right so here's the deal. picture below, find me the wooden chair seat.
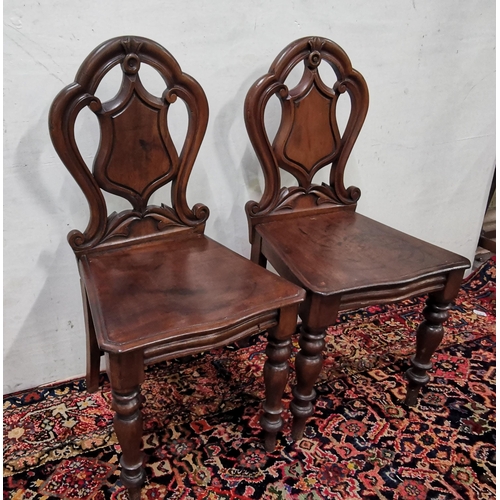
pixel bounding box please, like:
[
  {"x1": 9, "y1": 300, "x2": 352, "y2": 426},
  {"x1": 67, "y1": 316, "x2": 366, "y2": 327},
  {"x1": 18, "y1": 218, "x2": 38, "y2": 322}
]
[
  {"x1": 81, "y1": 233, "x2": 303, "y2": 354},
  {"x1": 256, "y1": 210, "x2": 469, "y2": 302}
]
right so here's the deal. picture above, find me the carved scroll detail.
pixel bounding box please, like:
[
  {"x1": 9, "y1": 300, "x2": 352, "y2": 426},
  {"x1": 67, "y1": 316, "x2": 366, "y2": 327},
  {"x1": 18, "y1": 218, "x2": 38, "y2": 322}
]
[
  {"x1": 100, "y1": 206, "x2": 185, "y2": 244},
  {"x1": 246, "y1": 183, "x2": 343, "y2": 220}
]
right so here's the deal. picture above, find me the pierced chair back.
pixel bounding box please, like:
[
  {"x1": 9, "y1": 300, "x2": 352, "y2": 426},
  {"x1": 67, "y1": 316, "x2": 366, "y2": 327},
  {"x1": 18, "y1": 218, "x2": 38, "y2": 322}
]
[
  {"x1": 244, "y1": 36, "x2": 369, "y2": 240},
  {"x1": 49, "y1": 36, "x2": 209, "y2": 256}
]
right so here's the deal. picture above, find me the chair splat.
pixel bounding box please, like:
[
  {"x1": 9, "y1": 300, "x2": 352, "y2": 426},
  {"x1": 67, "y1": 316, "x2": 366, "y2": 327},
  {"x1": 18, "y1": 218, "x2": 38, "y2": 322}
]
[
  {"x1": 49, "y1": 36, "x2": 209, "y2": 254},
  {"x1": 244, "y1": 36, "x2": 369, "y2": 231}
]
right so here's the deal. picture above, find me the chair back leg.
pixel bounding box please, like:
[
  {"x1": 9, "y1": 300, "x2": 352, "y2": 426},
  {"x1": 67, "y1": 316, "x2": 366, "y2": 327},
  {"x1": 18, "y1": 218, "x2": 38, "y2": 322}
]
[{"x1": 82, "y1": 281, "x2": 101, "y2": 393}]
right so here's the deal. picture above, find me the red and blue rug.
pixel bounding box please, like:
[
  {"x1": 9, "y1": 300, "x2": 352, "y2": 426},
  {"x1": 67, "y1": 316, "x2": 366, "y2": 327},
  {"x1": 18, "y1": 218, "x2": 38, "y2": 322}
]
[{"x1": 4, "y1": 258, "x2": 496, "y2": 499}]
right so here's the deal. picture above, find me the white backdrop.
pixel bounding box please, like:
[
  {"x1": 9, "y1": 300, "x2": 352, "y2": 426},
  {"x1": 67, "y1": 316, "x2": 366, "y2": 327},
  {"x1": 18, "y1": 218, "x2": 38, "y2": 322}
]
[{"x1": 4, "y1": 0, "x2": 495, "y2": 393}]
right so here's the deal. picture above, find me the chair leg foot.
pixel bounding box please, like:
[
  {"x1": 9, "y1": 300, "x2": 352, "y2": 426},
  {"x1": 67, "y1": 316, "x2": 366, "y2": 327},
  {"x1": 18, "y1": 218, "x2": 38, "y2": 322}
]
[
  {"x1": 290, "y1": 326, "x2": 325, "y2": 441},
  {"x1": 405, "y1": 296, "x2": 451, "y2": 406},
  {"x1": 262, "y1": 336, "x2": 292, "y2": 451}
]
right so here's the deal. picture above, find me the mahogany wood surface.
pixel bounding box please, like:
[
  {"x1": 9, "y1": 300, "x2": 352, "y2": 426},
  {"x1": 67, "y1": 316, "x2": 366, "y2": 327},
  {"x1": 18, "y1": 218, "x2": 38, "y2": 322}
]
[
  {"x1": 257, "y1": 210, "x2": 468, "y2": 296},
  {"x1": 244, "y1": 36, "x2": 470, "y2": 441},
  {"x1": 80, "y1": 233, "x2": 303, "y2": 353},
  {"x1": 49, "y1": 36, "x2": 304, "y2": 498}
]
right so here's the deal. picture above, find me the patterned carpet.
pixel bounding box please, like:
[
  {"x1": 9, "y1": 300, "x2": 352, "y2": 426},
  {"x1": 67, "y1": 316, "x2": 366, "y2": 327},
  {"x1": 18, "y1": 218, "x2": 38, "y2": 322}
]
[{"x1": 4, "y1": 259, "x2": 496, "y2": 499}]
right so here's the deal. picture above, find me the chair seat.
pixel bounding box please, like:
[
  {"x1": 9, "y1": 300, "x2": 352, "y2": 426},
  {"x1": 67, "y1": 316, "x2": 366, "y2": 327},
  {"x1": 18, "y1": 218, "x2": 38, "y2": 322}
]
[
  {"x1": 80, "y1": 233, "x2": 304, "y2": 353},
  {"x1": 257, "y1": 210, "x2": 470, "y2": 296}
]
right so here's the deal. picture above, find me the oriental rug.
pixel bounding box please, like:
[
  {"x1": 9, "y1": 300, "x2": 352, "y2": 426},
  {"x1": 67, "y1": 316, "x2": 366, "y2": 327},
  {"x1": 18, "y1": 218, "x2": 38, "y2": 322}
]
[{"x1": 4, "y1": 258, "x2": 496, "y2": 499}]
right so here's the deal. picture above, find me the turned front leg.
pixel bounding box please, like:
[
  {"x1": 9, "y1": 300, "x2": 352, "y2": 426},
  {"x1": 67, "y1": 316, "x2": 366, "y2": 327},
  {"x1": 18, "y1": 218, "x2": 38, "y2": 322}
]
[
  {"x1": 405, "y1": 296, "x2": 451, "y2": 406},
  {"x1": 290, "y1": 326, "x2": 325, "y2": 441},
  {"x1": 262, "y1": 336, "x2": 292, "y2": 451},
  {"x1": 262, "y1": 304, "x2": 299, "y2": 452},
  {"x1": 107, "y1": 352, "x2": 145, "y2": 500}
]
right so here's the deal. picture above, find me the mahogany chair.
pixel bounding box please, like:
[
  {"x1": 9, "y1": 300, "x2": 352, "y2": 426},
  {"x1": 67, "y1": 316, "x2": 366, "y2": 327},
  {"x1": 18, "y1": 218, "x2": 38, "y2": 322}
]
[
  {"x1": 244, "y1": 37, "x2": 470, "y2": 441},
  {"x1": 49, "y1": 36, "x2": 304, "y2": 498}
]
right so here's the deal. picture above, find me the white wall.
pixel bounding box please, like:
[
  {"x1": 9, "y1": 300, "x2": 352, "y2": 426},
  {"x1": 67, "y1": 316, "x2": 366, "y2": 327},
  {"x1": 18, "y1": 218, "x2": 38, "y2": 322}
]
[{"x1": 4, "y1": 0, "x2": 495, "y2": 393}]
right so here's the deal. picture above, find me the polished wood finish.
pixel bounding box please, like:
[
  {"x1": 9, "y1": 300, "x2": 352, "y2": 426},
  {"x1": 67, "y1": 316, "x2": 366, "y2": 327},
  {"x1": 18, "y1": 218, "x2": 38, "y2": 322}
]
[
  {"x1": 78, "y1": 234, "x2": 304, "y2": 354},
  {"x1": 244, "y1": 36, "x2": 470, "y2": 440},
  {"x1": 49, "y1": 36, "x2": 304, "y2": 497}
]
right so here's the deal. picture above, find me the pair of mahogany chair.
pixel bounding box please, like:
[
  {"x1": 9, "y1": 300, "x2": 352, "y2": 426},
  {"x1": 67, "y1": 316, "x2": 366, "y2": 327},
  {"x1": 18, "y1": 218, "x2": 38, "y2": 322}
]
[{"x1": 49, "y1": 36, "x2": 469, "y2": 498}]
